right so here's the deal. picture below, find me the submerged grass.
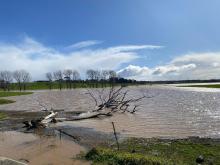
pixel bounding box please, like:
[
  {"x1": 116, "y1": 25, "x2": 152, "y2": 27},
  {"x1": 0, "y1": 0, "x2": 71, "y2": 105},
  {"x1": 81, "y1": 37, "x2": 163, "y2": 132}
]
[{"x1": 85, "y1": 137, "x2": 220, "y2": 165}]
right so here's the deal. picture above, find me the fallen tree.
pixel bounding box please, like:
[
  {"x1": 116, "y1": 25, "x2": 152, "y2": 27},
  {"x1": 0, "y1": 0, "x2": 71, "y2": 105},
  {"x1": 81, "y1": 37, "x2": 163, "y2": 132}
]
[
  {"x1": 23, "y1": 86, "x2": 149, "y2": 129},
  {"x1": 73, "y1": 86, "x2": 147, "y2": 118}
]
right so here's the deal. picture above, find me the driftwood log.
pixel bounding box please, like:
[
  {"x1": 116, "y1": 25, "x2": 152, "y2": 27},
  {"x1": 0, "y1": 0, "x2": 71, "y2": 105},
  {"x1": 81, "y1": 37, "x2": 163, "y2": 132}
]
[{"x1": 23, "y1": 111, "x2": 58, "y2": 129}]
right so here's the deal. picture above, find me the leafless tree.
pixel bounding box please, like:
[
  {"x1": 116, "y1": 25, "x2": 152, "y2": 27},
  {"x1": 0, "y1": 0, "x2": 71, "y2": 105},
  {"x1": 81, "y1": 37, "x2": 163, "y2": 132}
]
[
  {"x1": 0, "y1": 71, "x2": 5, "y2": 90},
  {"x1": 101, "y1": 70, "x2": 110, "y2": 80},
  {"x1": 0, "y1": 72, "x2": 4, "y2": 90},
  {"x1": 109, "y1": 70, "x2": 117, "y2": 87},
  {"x1": 86, "y1": 69, "x2": 97, "y2": 87},
  {"x1": 86, "y1": 69, "x2": 102, "y2": 87},
  {"x1": 0, "y1": 72, "x2": 3, "y2": 81},
  {"x1": 13, "y1": 70, "x2": 31, "y2": 91},
  {"x1": 46, "y1": 72, "x2": 53, "y2": 81},
  {"x1": 100, "y1": 70, "x2": 110, "y2": 87},
  {"x1": 94, "y1": 70, "x2": 100, "y2": 80},
  {"x1": 0, "y1": 71, "x2": 3, "y2": 83},
  {"x1": 94, "y1": 70, "x2": 101, "y2": 87},
  {"x1": 53, "y1": 70, "x2": 63, "y2": 80},
  {"x1": 63, "y1": 69, "x2": 73, "y2": 89},
  {"x1": 63, "y1": 69, "x2": 73, "y2": 79},
  {"x1": 0, "y1": 71, "x2": 6, "y2": 90},
  {"x1": 13, "y1": 70, "x2": 23, "y2": 91},
  {"x1": 72, "y1": 70, "x2": 80, "y2": 88},
  {"x1": 21, "y1": 70, "x2": 31, "y2": 90},
  {"x1": 109, "y1": 70, "x2": 117, "y2": 78},
  {"x1": 46, "y1": 72, "x2": 53, "y2": 90},
  {"x1": 86, "y1": 69, "x2": 96, "y2": 80},
  {"x1": 72, "y1": 70, "x2": 80, "y2": 80},
  {"x1": 2, "y1": 71, "x2": 13, "y2": 91},
  {"x1": 53, "y1": 70, "x2": 63, "y2": 90}
]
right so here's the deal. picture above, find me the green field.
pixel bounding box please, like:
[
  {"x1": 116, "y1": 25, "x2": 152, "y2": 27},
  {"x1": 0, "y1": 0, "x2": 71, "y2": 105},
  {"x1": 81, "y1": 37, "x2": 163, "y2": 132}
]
[
  {"x1": 85, "y1": 138, "x2": 220, "y2": 165},
  {"x1": 5, "y1": 82, "x2": 65, "y2": 90},
  {"x1": 1, "y1": 81, "x2": 136, "y2": 90},
  {"x1": 180, "y1": 84, "x2": 220, "y2": 88}
]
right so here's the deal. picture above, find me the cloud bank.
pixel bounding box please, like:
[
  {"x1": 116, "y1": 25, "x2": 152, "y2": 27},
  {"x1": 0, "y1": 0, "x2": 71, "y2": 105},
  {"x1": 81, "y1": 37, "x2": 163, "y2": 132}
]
[
  {"x1": 118, "y1": 52, "x2": 220, "y2": 81},
  {"x1": 1, "y1": 36, "x2": 219, "y2": 81},
  {"x1": 0, "y1": 36, "x2": 161, "y2": 80}
]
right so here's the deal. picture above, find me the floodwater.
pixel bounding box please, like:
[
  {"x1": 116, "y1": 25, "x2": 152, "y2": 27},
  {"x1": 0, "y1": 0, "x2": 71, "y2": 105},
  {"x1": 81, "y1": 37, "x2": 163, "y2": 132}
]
[
  {"x1": 1, "y1": 85, "x2": 220, "y2": 138},
  {"x1": 0, "y1": 131, "x2": 89, "y2": 165}
]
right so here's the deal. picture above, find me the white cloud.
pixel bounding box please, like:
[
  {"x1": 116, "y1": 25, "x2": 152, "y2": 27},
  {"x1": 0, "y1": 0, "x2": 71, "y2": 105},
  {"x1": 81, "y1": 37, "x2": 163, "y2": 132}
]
[
  {"x1": 66, "y1": 40, "x2": 103, "y2": 49},
  {"x1": 152, "y1": 64, "x2": 196, "y2": 75},
  {"x1": 107, "y1": 45, "x2": 163, "y2": 53},
  {"x1": 118, "y1": 52, "x2": 220, "y2": 81},
  {"x1": 118, "y1": 65, "x2": 151, "y2": 77},
  {"x1": 0, "y1": 36, "x2": 161, "y2": 80}
]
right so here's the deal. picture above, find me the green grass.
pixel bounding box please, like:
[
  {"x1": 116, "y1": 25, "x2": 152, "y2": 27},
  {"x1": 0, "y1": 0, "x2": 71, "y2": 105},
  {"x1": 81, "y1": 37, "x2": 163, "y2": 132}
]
[
  {"x1": 0, "y1": 112, "x2": 7, "y2": 120},
  {"x1": 85, "y1": 148, "x2": 176, "y2": 165},
  {"x1": 0, "y1": 92, "x2": 33, "y2": 97},
  {"x1": 84, "y1": 138, "x2": 220, "y2": 165},
  {"x1": 180, "y1": 84, "x2": 220, "y2": 88},
  {"x1": 3, "y1": 82, "x2": 138, "y2": 90}
]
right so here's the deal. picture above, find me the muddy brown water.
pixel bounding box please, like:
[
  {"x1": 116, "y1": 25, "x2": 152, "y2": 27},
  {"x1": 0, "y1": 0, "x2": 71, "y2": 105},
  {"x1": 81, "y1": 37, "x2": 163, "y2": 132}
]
[
  {"x1": 0, "y1": 86, "x2": 220, "y2": 138},
  {"x1": 0, "y1": 131, "x2": 89, "y2": 165}
]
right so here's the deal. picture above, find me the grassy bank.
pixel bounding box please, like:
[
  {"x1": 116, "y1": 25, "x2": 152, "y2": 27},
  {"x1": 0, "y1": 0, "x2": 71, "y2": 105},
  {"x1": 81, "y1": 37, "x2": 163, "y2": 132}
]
[
  {"x1": 180, "y1": 84, "x2": 220, "y2": 88},
  {"x1": 0, "y1": 91, "x2": 33, "y2": 97},
  {"x1": 84, "y1": 137, "x2": 220, "y2": 165}
]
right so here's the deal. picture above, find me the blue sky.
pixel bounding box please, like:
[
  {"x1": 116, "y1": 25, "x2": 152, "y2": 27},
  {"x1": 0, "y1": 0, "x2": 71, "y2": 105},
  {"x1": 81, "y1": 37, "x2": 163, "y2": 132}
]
[{"x1": 0, "y1": 0, "x2": 220, "y2": 80}]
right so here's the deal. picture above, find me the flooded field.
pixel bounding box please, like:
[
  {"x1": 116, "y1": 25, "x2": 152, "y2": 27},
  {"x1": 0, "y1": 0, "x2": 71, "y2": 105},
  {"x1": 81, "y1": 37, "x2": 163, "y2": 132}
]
[{"x1": 0, "y1": 85, "x2": 220, "y2": 138}]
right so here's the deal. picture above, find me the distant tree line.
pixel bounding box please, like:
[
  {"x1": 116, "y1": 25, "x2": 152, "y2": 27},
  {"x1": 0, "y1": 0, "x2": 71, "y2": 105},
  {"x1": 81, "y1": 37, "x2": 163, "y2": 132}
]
[
  {"x1": 45, "y1": 69, "x2": 137, "y2": 90},
  {"x1": 3, "y1": 68, "x2": 220, "y2": 91},
  {"x1": 0, "y1": 70, "x2": 31, "y2": 91},
  {"x1": 0, "y1": 69, "x2": 138, "y2": 91}
]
